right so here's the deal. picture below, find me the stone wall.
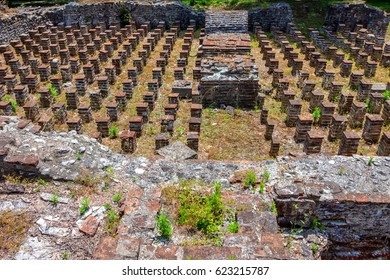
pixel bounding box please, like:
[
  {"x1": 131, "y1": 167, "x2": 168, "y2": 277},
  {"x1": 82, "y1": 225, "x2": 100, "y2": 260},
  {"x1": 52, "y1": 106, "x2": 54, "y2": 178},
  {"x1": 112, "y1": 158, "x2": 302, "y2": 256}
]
[
  {"x1": 0, "y1": 1, "x2": 201, "y2": 44},
  {"x1": 273, "y1": 156, "x2": 390, "y2": 259},
  {"x1": 0, "y1": 7, "x2": 63, "y2": 44},
  {"x1": 324, "y1": 3, "x2": 390, "y2": 37},
  {"x1": 0, "y1": 1, "x2": 294, "y2": 44},
  {"x1": 61, "y1": 1, "x2": 201, "y2": 29},
  {"x1": 248, "y1": 2, "x2": 293, "y2": 32}
]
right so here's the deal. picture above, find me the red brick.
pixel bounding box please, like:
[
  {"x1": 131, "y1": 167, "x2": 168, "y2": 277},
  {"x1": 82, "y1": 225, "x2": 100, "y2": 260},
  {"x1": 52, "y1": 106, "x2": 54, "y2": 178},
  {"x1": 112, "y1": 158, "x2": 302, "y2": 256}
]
[
  {"x1": 124, "y1": 197, "x2": 141, "y2": 214},
  {"x1": 93, "y1": 236, "x2": 118, "y2": 260},
  {"x1": 80, "y1": 215, "x2": 100, "y2": 236},
  {"x1": 145, "y1": 199, "x2": 160, "y2": 212},
  {"x1": 155, "y1": 246, "x2": 179, "y2": 260},
  {"x1": 17, "y1": 119, "x2": 31, "y2": 129}
]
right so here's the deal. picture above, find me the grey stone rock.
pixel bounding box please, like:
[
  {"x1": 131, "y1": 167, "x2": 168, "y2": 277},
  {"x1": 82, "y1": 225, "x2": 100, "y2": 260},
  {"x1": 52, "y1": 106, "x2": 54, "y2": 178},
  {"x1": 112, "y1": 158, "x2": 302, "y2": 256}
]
[{"x1": 157, "y1": 141, "x2": 197, "y2": 161}]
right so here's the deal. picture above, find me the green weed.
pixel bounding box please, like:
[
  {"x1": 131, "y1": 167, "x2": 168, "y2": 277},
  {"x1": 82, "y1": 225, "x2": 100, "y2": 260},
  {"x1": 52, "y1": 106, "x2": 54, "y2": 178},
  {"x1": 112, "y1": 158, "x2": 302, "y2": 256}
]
[
  {"x1": 109, "y1": 125, "x2": 119, "y2": 138},
  {"x1": 113, "y1": 194, "x2": 122, "y2": 203},
  {"x1": 106, "y1": 210, "x2": 120, "y2": 236},
  {"x1": 156, "y1": 212, "x2": 173, "y2": 239},
  {"x1": 312, "y1": 107, "x2": 321, "y2": 124},
  {"x1": 178, "y1": 182, "x2": 225, "y2": 235},
  {"x1": 227, "y1": 222, "x2": 239, "y2": 233},
  {"x1": 51, "y1": 195, "x2": 59, "y2": 205},
  {"x1": 79, "y1": 197, "x2": 90, "y2": 215},
  {"x1": 243, "y1": 171, "x2": 257, "y2": 187}
]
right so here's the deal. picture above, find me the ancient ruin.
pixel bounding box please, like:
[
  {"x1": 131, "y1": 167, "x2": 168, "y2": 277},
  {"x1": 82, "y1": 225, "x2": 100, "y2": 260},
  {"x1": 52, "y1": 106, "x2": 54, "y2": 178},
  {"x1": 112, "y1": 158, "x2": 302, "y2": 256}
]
[{"x1": 0, "y1": 0, "x2": 389, "y2": 262}]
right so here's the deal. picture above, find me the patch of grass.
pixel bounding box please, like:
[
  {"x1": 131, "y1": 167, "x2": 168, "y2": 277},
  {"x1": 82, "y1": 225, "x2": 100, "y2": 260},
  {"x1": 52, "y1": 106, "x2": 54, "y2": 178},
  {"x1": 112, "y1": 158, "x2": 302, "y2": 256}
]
[
  {"x1": 365, "y1": 98, "x2": 372, "y2": 114},
  {"x1": 118, "y1": 0, "x2": 131, "y2": 27},
  {"x1": 311, "y1": 243, "x2": 318, "y2": 254},
  {"x1": 156, "y1": 212, "x2": 173, "y2": 239},
  {"x1": 270, "y1": 201, "x2": 278, "y2": 216},
  {"x1": 176, "y1": 182, "x2": 226, "y2": 236},
  {"x1": 1, "y1": 95, "x2": 18, "y2": 113},
  {"x1": 79, "y1": 197, "x2": 90, "y2": 215},
  {"x1": 262, "y1": 170, "x2": 270, "y2": 182},
  {"x1": 243, "y1": 171, "x2": 257, "y2": 188},
  {"x1": 37, "y1": 178, "x2": 48, "y2": 186},
  {"x1": 112, "y1": 193, "x2": 122, "y2": 203},
  {"x1": 48, "y1": 83, "x2": 58, "y2": 100},
  {"x1": 227, "y1": 221, "x2": 239, "y2": 233},
  {"x1": 104, "y1": 203, "x2": 112, "y2": 211},
  {"x1": 76, "y1": 152, "x2": 81, "y2": 160},
  {"x1": 312, "y1": 107, "x2": 321, "y2": 124},
  {"x1": 0, "y1": 211, "x2": 32, "y2": 257},
  {"x1": 74, "y1": 169, "x2": 101, "y2": 188},
  {"x1": 259, "y1": 181, "x2": 266, "y2": 194},
  {"x1": 382, "y1": 90, "x2": 390, "y2": 101},
  {"x1": 106, "y1": 210, "x2": 120, "y2": 236},
  {"x1": 60, "y1": 251, "x2": 69, "y2": 260},
  {"x1": 367, "y1": 156, "x2": 374, "y2": 166},
  {"x1": 109, "y1": 125, "x2": 119, "y2": 138},
  {"x1": 51, "y1": 194, "x2": 59, "y2": 205},
  {"x1": 311, "y1": 217, "x2": 325, "y2": 231},
  {"x1": 104, "y1": 166, "x2": 115, "y2": 178}
]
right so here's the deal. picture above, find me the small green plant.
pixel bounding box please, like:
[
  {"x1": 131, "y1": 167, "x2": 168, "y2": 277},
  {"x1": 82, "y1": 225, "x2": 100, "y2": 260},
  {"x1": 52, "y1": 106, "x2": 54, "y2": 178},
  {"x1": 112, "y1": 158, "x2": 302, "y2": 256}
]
[
  {"x1": 259, "y1": 181, "x2": 266, "y2": 194},
  {"x1": 262, "y1": 170, "x2": 270, "y2": 182},
  {"x1": 156, "y1": 212, "x2": 173, "y2": 239},
  {"x1": 118, "y1": 0, "x2": 131, "y2": 27},
  {"x1": 76, "y1": 152, "x2": 81, "y2": 160},
  {"x1": 311, "y1": 217, "x2": 325, "y2": 231},
  {"x1": 243, "y1": 171, "x2": 256, "y2": 187},
  {"x1": 131, "y1": 176, "x2": 137, "y2": 182},
  {"x1": 177, "y1": 127, "x2": 185, "y2": 137},
  {"x1": 2, "y1": 95, "x2": 17, "y2": 112},
  {"x1": 311, "y1": 243, "x2": 318, "y2": 254},
  {"x1": 104, "y1": 203, "x2": 112, "y2": 211},
  {"x1": 48, "y1": 83, "x2": 58, "y2": 100},
  {"x1": 106, "y1": 210, "x2": 120, "y2": 235},
  {"x1": 113, "y1": 194, "x2": 122, "y2": 203},
  {"x1": 338, "y1": 168, "x2": 344, "y2": 175},
  {"x1": 226, "y1": 255, "x2": 237, "y2": 260},
  {"x1": 79, "y1": 197, "x2": 90, "y2": 215},
  {"x1": 227, "y1": 221, "x2": 239, "y2": 233},
  {"x1": 312, "y1": 107, "x2": 321, "y2": 124},
  {"x1": 367, "y1": 156, "x2": 374, "y2": 166},
  {"x1": 51, "y1": 195, "x2": 59, "y2": 205},
  {"x1": 35, "y1": 186, "x2": 41, "y2": 192},
  {"x1": 104, "y1": 166, "x2": 114, "y2": 176},
  {"x1": 109, "y1": 125, "x2": 119, "y2": 138},
  {"x1": 178, "y1": 182, "x2": 225, "y2": 236},
  {"x1": 38, "y1": 178, "x2": 47, "y2": 186},
  {"x1": 290, "y1": 220, "x2": 303, "y2": 235},
  {"x1": 270, "y1": 202, "x2": 278, "y2": 216},
  {"x1": 382, "y1": 90, "x2": 390, "y2": 101},
  {"x1": 365, "y1": 98, "x2": 372, "y2": 113},
  {"x1": 61, "y1": 251, "x2": 69, "y2": 260}
]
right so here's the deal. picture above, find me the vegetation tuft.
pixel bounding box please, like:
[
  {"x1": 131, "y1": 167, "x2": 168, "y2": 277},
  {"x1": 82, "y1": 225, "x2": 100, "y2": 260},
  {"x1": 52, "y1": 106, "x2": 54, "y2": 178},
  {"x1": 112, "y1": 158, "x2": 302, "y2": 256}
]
[
  {"x1": 177, "y1": 182, "x2": 225, "y2": 236},
  {"x1": 243, "y1": 171, "x2": 257, "y2": 188},
  {"x1": 156, "y1": 212, "x2": 173, "y2": 239},
  {"x1": 106, "y1": 210, "x2": 120, "y2": 236},
  {"x1": 79, "y1": 197, "x2": 90, "y2": 215}
]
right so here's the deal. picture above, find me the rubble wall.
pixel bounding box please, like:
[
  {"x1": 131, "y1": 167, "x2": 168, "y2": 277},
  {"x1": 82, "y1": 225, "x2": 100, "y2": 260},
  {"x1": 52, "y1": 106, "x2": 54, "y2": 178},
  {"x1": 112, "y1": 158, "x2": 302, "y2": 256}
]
[
  {"x1": 0, "y1": 1, "x2": 294, "y2": 44},
  {"x1": 325, "y1": 3, "x2": 390, "y2": 37}
]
